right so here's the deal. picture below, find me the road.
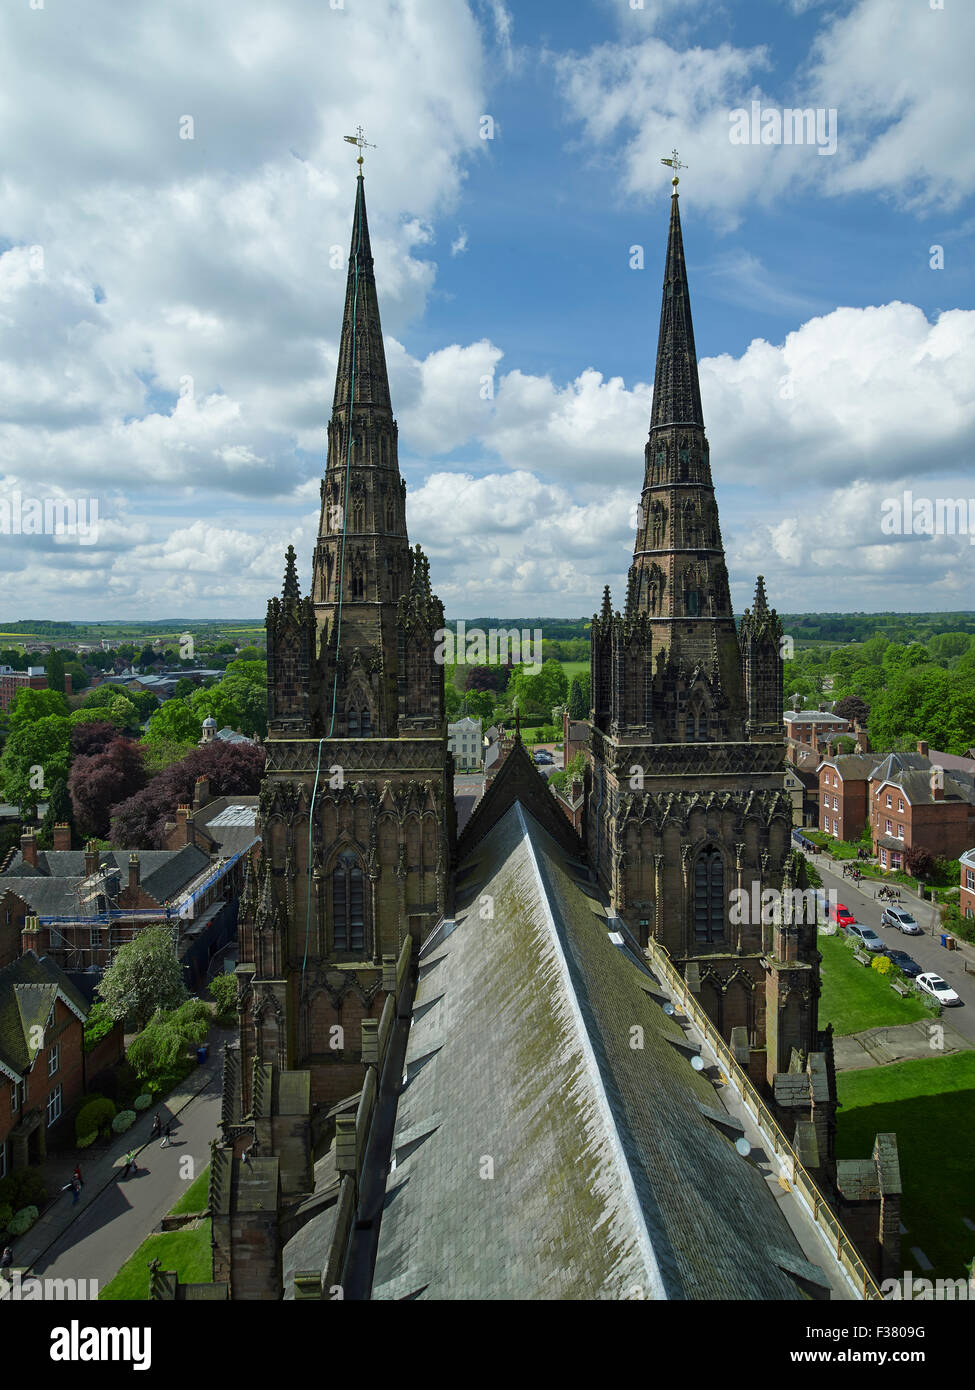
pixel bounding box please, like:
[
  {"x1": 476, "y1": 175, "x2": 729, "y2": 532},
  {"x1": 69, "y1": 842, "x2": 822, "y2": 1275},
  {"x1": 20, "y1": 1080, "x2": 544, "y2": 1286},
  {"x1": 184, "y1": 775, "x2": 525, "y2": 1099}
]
[
  {"x1": 27, "y1": 1066, "x2": 223, "y2": 1299},
  {"x1": 816, "y1": 859, "x2": 975, "y2": 1040}
]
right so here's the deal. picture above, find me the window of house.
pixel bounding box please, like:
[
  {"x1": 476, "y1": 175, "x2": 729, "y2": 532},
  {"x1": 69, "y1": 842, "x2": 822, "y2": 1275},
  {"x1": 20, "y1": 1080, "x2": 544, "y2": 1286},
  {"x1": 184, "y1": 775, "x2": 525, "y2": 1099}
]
[
  {"x1": 885, "y1": 819, "x2": 892, "y2": 834},
  {"x1": 833, "y1": 797, "x2": 838, "y2": 811},
  {"x1": 885, "y1": 794, "x2": 892, "y2": 807},
  {"x1": 47, "y1": 1084, "x2": 63, "y2": 1127},
  {"x1": 967, "y1": 869, "x2": 974, "y2": 891},
  {"x1": 880, "y1": 849, "x2": 888, "y2": 866},
  {"x1": 898, "y1": 824, "x2": 904, "y2": 839},
  {"x1": 48, "y1": 1043, "x2": 59, "y2": 1077},
  {"x1": 967, "y1": 905, "x2": 973, "y2": 919},
  {"x1": 898, "y1": 799, "x2": 904, "y2": 813},
  {"x1": 332, "y1": 852, "x2": 365, "y2": 952},
  {"x1": 10, "y1": 1084, "x2": 17, "y2": 1114},
  {"x1": 693, "y1": 846, "x2": 724, "y2": 944}
]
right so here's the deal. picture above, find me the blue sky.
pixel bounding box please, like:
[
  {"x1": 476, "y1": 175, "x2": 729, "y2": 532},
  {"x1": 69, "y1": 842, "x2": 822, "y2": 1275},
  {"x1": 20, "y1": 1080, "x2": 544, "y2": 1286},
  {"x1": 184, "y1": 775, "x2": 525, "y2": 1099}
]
[{"x1": 0, "y1": 0, "x2": 973, "y2": 620}]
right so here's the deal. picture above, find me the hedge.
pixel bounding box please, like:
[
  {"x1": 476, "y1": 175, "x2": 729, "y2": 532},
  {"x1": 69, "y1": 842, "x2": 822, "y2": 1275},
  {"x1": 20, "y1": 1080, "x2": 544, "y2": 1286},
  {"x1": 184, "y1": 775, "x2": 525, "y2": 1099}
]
[
  {"x1": 75, "y1": 1096, "x2": 116, "y2": 1143},
  {"x1": 7, "y1": 1206, "x2": 39, "y2": 1236},
  {"x1": 111, "y1": 1110, "x2": 137, "y2": 1135}
]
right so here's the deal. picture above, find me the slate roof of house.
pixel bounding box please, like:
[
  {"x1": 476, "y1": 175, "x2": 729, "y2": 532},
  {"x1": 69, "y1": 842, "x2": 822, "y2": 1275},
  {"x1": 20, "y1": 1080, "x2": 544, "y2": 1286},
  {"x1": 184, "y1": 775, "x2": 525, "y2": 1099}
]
[
  {"x1": 371, "y1": 800, "x2": 814, "y2": 1301},
  {"x1": 817, "y1": 754, "x2": 880, "y2": 781},
  {"x1": 0, "y1": 951, "x2": 89, "y2": 1082},
  {"x1": 784, "y1": 710, "x2": 849, "y2": 725},
  {"x1": 199, "y1": 798, "x2": 260, "y2": 857},
  {"x1": 1, "y1": 844, "x2": 210, "y2": 908},
  {"x1": 871, "y1": 753, "x2": 975, "y2": 807}
]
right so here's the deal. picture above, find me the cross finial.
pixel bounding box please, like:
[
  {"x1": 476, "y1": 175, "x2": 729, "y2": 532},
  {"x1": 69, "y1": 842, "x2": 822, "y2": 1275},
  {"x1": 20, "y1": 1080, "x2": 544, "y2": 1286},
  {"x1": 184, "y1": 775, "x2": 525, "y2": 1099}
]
[
  {"x1": 660, "y1": 148, "x2": 687, "y2": 189},
  {"x1": 343, "y1": 125, "x2": 376, "y2": 173}
]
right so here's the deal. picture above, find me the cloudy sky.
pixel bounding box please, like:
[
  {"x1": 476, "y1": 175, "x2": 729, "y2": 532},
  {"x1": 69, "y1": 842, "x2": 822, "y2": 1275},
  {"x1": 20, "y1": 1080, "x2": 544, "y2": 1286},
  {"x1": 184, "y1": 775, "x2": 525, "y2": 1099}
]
[{"x1": 1, "y1": 0, "x2": 973, "y2": 621}]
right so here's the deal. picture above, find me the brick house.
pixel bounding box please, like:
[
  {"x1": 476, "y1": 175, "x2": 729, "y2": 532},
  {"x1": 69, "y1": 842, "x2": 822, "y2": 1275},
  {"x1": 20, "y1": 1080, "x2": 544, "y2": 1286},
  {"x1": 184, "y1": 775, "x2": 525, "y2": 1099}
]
[
  {"x1": 0, "y1": 665, "x2": 72, "y2": 713},
  {"x1": 0, "y1": 952, "x2": 88, "y2": 1174},
  {"x1": 960, "y1": 849, "x2": 975, "y2": 921},
  {"x1": 869, "y1": 749, "x2": 975, "y2": 870},
  {"x1": 562, "y1": 710, "x2": 588, "y2": 768},
  {"x1": 784, "y1": 707, "x2": 852, "y2": 762},
  {"x1": 816, "y1": 753, "x2": 878, "y2": 842}
]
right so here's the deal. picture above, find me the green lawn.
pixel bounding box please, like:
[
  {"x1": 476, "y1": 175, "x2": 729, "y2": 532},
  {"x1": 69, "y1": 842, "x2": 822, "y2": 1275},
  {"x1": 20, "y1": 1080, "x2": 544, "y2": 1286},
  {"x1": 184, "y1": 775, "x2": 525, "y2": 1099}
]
[
  {"x1": 100, "y1": 1165, "x2": 211, "y2": 1300},
  {"x1": 837, "y1": 1053, "x2": 975, "y2": 1280},
  {"x1": 818, "y1": 933, "x2": 931, "y2": 1036},
  {"x1": 560, "y1": 660, "x2": 589, "y2": 685}
]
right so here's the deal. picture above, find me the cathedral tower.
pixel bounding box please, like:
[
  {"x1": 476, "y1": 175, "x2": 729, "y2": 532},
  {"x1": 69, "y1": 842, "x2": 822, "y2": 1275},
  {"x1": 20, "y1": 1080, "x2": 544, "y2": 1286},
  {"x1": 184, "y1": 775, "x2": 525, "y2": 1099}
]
[
  {"x1": 588, "y1": 183, "x2": 821, "y2": 1091},
  {"x1": 240, "y1": 168, "x2": 452, "y2": 1108}
]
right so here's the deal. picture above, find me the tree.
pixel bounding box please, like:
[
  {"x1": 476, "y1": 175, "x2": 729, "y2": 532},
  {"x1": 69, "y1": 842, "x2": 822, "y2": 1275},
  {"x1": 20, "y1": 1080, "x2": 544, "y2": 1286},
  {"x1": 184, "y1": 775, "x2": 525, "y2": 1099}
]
[
  {"x1": 8, "y1": 687, "x2": 70, "y2": 731},
  {"x1": 69, "y1": 738, "x2": 147, "y2": 839},
  {"x1": 903, "y1": 845, "x2": 936, "y2": 882},
  {"x1": 444, "y1": 682, "x2": 462, "y2": 719},
  {"x1": 96, "y1": 926, "x2": 188, "y2": 1031},
  {"x1": 38, "y1": 777, "x2": 75, "y2": 849},
  {"x1": 567, "y1": 677, "x2": 586, "y2": 720},
  {"x1": 110, "y1": 740, "x2": 265, "y2": 847},
  {"x1": 173, "y1": 677, "x2": 196, "y2": 699},
  {"x1": 46, "y1": 650, "x2": 66, "y2": 694},
  {"x1": 462, "y1": 689, "x2": 494, "y2": 722},
  {"x1": 832, "y1": 695, "x2": 870, "y2": 728},
  {"x1": 70, "y1": 719, "x2": 118, "y2": 757},
  {"x1": 0, "y1": 715, "x2": 72, "y2": 814},
  {"x1": 143, "y1": 699, "x2": 203, "y2": 746}
]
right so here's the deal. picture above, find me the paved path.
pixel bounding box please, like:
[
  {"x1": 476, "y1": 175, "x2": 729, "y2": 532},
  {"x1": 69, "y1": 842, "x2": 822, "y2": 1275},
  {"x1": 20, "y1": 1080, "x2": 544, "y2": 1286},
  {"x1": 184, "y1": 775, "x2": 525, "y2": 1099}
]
[
  {"x1": 833, "y1": 1018, "x2": 975, "y2": 1071},
  {"x1": 1, "y1": 1030, "x2": 230, "y2": 1300}
]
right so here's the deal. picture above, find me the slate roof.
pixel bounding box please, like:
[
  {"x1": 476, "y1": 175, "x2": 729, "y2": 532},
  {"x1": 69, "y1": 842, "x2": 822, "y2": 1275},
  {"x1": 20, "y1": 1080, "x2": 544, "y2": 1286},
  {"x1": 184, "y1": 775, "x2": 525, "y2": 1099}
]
[
  {"x1": 199, "y1": 798, "x2": 260, "y2": 857},
  {"x1": 817, "y1": 754, "x2": 879, "y2": 781},
  {"x1": 372, "y1": 800, "x2": 814, "y2": 1301},
  {"x1": 0, "y1": 951, "x2": 89, "y2": 1082},
  {"x1": 0, "y1": 844, "x2": 210, "y2": 909}
]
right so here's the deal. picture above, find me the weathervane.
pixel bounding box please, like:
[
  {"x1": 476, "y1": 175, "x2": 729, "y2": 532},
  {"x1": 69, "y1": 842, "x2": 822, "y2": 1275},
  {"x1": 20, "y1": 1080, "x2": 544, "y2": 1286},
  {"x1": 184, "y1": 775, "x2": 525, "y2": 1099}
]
[
  {"x1": 660, "y1": 149, "x2": 687, "y2": 188},
  {"x1": 344, "y1": 125, "x2": 376, "y2": 172}
]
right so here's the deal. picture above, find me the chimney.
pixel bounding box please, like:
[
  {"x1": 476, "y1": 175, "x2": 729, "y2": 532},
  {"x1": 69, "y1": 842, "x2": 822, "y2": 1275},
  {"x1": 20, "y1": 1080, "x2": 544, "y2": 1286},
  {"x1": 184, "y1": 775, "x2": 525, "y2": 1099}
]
[
  {"x1": 84, "y1": 840, "x2": 98, "y2": 876},
  {"x1": 917, "y1": 739, "x2": 929, "y2": 758},
  {"x1": 571, "y1": 777, "x2": 583, "y2": 802},
  {"x1": 128, "y1": 852, "x2": 141, "y2": 897},
  {"x1": 930, "y1": 767, "x2": 944, "y2": 802},
  {"x1": 185, "y1": 811, "x2": 196, "y2": 847},
  {"x1": 53, "y1": 822, "x2": 71, "y2": 852},
  {"x1": 176, "y1": 803, "x2": 190, "y2": 841},
  {"x1": 20, "y1": 829, "x2": 37, "y2": 869},
  {"x1": 193, "y1": 775, "x2": 210, "y2": 810},
  {"x1": 21, "y1": 914, "x2": 42, "y2": 953}
]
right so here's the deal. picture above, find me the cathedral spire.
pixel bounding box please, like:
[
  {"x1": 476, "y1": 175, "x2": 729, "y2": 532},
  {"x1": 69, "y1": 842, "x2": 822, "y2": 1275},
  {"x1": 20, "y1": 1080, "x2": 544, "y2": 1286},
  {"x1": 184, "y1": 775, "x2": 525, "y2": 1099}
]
[
  {"x1": 649, "y1": 191, "x2": 704, "y2": 431},
  {"x1": 752, "y1": 574, "x2": 770, "y2": 617},
  {"x1": 281, "y1": 544, "x2": 300, "y2": 602},
  {"x1": 332, "y1": 173, "x2": 391, "y2": 414}
]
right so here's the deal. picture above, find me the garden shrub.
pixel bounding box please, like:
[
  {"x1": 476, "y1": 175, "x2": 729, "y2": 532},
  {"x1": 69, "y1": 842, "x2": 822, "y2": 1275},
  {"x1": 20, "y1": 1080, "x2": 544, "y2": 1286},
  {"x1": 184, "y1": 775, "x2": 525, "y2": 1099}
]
[
  {"x1": 133, "y1": 1094, "x2": 153, "y2": 1111},
  {"x1": 209, "y1": 973, "x2": 237, "y2": 1021},
  {"x1": 0, "y1": 1170, "x2": 47, "y2": 1211},
  {"x1": 75, "y1": 1096, "x2": 115, "y2": 1143},
  {"x1": 7, "y1": 1206, "x2": 38, "y2": 1236},
  {"x1": 871, "y1": 953, "x2": 892, "y2": 976},
  {"x1": 76, "y1": 1132, "x2": 97, "y2": 1150},
  {"x1": 111, "y1": 1110, "x2": 136, "y2": 1135},
  {"x1": 82, "y1": 1000, "x2": 117, "y2": 1054}
]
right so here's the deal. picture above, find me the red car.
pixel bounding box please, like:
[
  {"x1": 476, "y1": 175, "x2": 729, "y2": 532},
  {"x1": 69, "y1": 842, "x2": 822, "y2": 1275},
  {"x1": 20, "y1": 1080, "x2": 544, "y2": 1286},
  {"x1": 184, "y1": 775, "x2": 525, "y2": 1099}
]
[{"x1": 830, "y1": 902, "x2": 857, "y2": 930}]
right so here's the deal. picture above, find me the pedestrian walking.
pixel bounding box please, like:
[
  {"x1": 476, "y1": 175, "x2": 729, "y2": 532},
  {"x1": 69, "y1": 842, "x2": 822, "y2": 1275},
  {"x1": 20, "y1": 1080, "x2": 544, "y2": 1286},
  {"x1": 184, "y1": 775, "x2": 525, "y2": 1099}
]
[
  {"x1": 150, "y1": 1112, "x2": 161, "y2": 1139},
  {"x1": 122, "y1": 1149, "x2": 137, "y2": 1178},
  {"x1": 72, "y1": 1163, "x2": 83, "y2": 1188},
  {"x1": 1, "y1": 1247, "x2": 12, "y2": 1269},
  {"x1": 70, "y1": 1177, "x2": 81, "y2": 1205},
  {"x1": 160, "y1": 1121, "x2": 173, "y2": 1148}
]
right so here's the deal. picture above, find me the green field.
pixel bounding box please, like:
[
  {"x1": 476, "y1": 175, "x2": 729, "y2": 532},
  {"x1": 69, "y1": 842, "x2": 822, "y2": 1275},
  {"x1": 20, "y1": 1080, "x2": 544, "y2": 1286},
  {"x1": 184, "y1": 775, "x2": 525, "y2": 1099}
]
[
  {"x1": 837, "y1": 1054, "x2": 975, "y2": 1280},
  {"x1": 817, "y1": 933, "x2": 931, "y2": 1036},
  {"x1": 99, "y1": 1166, "x2": 211, "y2": 1300}
]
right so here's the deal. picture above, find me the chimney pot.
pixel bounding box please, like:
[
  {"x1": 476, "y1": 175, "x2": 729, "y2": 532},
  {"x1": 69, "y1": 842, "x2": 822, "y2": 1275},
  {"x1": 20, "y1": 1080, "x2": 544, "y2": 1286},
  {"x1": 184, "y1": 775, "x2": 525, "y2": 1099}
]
[
  {"x1": 20, "y1": 830, "x2": 37, "y2": 869},
  {"x1": 128, "y1": 852, "x2": 141, "y2": 895},
  {"x1": 917, "y1": 739, "x2": 929, "y2": 757}
]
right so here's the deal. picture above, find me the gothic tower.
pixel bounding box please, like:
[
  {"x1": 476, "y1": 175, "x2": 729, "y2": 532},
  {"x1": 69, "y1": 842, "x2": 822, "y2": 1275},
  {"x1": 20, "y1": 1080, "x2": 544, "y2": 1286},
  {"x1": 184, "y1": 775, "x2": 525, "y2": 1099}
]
[
  {"x1": 588, "y1": 184, "x2": 823, "y2": 1096},
  {"x1": 240, "y1": 169, "x2": 453, "y2": 1109}
]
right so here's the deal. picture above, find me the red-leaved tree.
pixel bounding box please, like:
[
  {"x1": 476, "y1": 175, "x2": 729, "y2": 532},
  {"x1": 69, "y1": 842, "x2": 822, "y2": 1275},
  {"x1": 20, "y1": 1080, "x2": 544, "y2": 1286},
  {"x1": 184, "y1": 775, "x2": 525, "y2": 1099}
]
[
  {"x1": 109, "y1": 740, "x2": 265, "y2": 848},
  {"x1": 69, "y1": 738, "x2": 148, "y2": 839}
]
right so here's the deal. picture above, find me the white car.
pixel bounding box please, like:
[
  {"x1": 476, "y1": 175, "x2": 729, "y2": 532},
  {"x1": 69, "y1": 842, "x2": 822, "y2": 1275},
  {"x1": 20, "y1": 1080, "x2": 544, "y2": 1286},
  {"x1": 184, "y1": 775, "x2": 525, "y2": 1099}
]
[
  {"x1": 881, "y1": 907, "x2": 922, "y2": 935},
  {"x1": 916, "y1": 973, "x2": 961, "y2": 1007}
]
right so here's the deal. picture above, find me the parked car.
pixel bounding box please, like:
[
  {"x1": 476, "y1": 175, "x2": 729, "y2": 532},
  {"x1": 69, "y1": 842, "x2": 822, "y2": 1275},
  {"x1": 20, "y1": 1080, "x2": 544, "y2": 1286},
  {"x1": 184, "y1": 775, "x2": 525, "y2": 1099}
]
[
  {"x1": 830, "y1": 902, "x2": 857, "y2": 930},
  {"x1": 881, "y1": 906, "x2": 922, "y2": 935},
  {"x1": 533, "y1": 751, "x2": 553, "y2": 765},
  {"x1": 845, "y1": 922, "x2": 885, "y2": 953},
  {"x1": 881, "y1": 948, "x2": 922, "y2": 978},
  {"x1": 915, "y1": 972, "x2": 961, "y2": 1006}
]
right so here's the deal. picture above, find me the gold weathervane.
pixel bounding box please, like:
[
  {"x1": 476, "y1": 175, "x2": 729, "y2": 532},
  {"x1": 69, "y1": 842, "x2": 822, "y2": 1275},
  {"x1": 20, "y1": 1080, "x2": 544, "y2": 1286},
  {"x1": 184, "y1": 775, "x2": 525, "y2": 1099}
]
[
  {"x1": 344, "y1": 125, "x2": 376, "y2": 172},
  {"x1": 660, "y1": 149, "x2": 687, "y2": 188}
]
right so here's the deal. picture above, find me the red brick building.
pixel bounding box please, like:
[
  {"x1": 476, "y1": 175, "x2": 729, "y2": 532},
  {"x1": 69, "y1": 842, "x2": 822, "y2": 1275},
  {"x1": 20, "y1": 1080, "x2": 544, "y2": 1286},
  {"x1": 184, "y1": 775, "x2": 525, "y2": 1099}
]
[
  {"x1": 0, "y1": 664, "x2": 72, "y2": 712},
  {"x1": 960, "y1": 849, "x2": 975, "y2": 922},
  {"x1": 817, "y1": 753, "x2": 877, "y2": 842},
  {"x1": 562, "y1": 711, "x2": 588, "y2": 768},
  {"x1": 0, "y1": 952, "x2": 88, "y2": 1175},
  {"x1": 869, "y1": 749, "x2": 975, "y2": 870}
]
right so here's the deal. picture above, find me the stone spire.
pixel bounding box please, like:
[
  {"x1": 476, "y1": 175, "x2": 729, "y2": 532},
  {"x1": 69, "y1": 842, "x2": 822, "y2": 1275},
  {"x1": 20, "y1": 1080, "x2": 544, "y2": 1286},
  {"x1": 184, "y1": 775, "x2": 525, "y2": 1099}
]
[
  {"x1": 281, "y1": 544, "x2": 300, "y2": 602},
  {"x1": 332, "y1": 172, "x2": 391, "y2": 414},
  {"x1": 649, "y1": 191, "x2": 704, "y2": 430}
]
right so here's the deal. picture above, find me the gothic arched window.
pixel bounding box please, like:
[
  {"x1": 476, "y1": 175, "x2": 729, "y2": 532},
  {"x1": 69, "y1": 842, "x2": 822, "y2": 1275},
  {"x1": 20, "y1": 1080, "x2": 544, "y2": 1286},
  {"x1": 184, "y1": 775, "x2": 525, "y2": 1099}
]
[
  {"x1": 333, "y1": 852, "x2": 365, "y2": 952},
  {"x1": 694, "y1": 846, "x2": 724, "y2": 944},
  {"x1": 361, "y1": 707, "x2": 372, "y2": 735}
]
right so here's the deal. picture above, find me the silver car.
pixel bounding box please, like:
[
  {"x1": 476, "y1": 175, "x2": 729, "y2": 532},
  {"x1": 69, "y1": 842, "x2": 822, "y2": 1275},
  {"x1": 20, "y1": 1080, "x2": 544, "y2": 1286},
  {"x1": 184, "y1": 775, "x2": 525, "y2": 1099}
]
[
  {"x1": 847, "y1": 923, "x2": 885, "y2": 953},
  {"x1": 881, "y1": 907, "x2": 921, "y2": 935}
]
